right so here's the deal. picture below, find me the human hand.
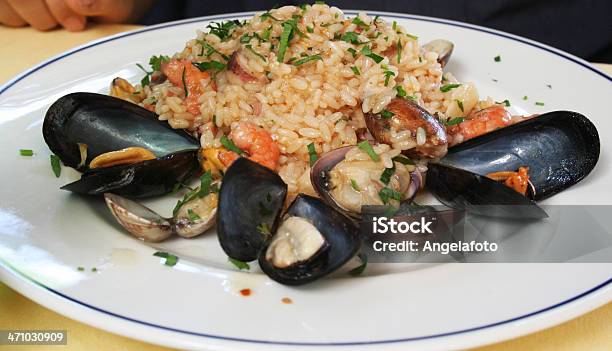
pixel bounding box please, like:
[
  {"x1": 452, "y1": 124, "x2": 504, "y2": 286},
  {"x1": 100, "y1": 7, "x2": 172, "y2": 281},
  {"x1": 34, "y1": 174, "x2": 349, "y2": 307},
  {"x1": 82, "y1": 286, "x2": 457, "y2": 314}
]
[{"x1": 0, "y1": 0, "x2": 149, "y2": 31}]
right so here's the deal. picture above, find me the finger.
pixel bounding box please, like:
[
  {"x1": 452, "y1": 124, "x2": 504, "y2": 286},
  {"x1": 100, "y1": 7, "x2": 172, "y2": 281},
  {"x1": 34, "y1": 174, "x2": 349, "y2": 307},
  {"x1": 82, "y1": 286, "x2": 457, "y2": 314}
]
[
  {"x1": 65, "y1": 0, "x2": 133, "y2": 23},
  {"x1": 45, "y1": 0, "x2": 86, "y2": 31},
  {"x1": 6, "y1": 0, "x2": 58, "y2": 30},
  {"x1": 0, "y1": 0, "x2": 27, "y2": 27}
]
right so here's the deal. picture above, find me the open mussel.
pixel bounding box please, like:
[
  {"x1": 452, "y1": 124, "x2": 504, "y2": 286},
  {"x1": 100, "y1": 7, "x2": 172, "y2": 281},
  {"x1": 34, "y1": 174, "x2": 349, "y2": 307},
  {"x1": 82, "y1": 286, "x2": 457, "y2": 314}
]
[
  {"x1": 423, "y1": 39, "x2": 454, "y2": 68},
  {"x1": 259, "y1": 194, "x2": 360, "y2": 286},
  {"x1": 43, "y1": 93, "x2": 201, "y2": 197},
  {"x1": 216, "y1": 158, "x2": 287, "y2": 262},
  {"x1": 310, "y1": 145, "x2": 422, "y2": 218},
  {"x1": 364, "y1": 98, "x2": 448, "y2": 159},
  {"x1": 427, "y1": 111, "x2": 600, "y2": 218}
]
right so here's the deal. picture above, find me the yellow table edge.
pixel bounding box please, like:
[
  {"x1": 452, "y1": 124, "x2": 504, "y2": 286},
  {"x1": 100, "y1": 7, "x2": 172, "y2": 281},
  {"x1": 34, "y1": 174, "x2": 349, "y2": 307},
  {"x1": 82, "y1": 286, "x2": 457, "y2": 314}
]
[{"x1": 0, "y1": 24, "x2": 610, "y2": 351}]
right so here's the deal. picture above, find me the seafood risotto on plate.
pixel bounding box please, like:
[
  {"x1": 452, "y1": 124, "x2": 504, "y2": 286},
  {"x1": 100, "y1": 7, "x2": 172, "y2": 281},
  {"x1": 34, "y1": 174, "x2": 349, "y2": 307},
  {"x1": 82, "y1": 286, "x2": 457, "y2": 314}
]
[{"x1": 42, "y1": 4, "x2": 600, "y2": 285}]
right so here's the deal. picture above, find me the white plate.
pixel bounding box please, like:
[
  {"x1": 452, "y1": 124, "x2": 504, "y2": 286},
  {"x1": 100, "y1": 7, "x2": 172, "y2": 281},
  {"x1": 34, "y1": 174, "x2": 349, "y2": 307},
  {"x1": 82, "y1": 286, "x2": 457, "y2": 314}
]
[{"x1": 1, "y1": 11, "x2": 611, "y2": 351}]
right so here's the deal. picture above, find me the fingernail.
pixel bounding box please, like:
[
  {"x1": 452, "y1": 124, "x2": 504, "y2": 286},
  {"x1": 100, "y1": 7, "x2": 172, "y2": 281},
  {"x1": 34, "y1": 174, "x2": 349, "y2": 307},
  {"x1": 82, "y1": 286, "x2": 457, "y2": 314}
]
[{"x1": 63, "y1": 16, "x2": 86, "y2": 31}]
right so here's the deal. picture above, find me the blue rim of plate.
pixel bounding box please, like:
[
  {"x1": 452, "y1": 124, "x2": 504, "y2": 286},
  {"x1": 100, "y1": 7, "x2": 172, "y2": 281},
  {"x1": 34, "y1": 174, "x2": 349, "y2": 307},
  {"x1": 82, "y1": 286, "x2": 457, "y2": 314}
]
[{"x1": 0, "y1": 10, "x2": 610, "y2": 347}]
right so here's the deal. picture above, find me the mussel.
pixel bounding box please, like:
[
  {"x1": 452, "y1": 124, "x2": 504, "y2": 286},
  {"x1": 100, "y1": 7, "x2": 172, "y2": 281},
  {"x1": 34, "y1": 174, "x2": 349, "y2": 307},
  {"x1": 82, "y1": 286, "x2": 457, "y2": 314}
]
[
  {"x1": 364, "y1": 98, "x2": 448, "y2": 159},
  {"x1": 259, "y1": 194, "x2": 360, "y2": 286},
  {"x1": 426, "y1": 111, "x2": 600, "y2": 218},
  {"x1": 423, "y1": 39, "x2": 454, "y2": 68},
  {"x1": 310, "y1": 145, "x2": 422, "y2": 218},
  {"x1": 43, "y1": 93, "x2": 201, "y2": 197}
]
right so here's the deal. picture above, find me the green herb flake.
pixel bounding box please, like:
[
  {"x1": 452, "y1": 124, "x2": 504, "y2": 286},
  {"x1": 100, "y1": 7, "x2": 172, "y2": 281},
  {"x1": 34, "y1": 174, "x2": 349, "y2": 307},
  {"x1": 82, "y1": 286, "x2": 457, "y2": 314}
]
[
  {"x1": 535, "y1": 101, "x2": 545, "y2": 106},
  {"x1": 149, "y1": 55, "x2": 170, "y2": 71},
  {"x1": 91, "y1": 267, "x2": 97, "y2": 272},
  {"x1": 261, "y1": 26, "x2": 272, "y2": 41},
  {"x1": 341, "y1": 31, "x2": 361, "y2": 45},
  {"x1": 380, "y1": 109, "x2": 395, "y2": 119},
  {"x1": 347, "y1": 47, "x2": 357, "y2": 58},
  {"x1": 350, "y1": 66, "x2": 361, "y2": 75},
  {"x1": 383, "y1": 69, "x2": 395, "y2": 86},
  {"x1": 380, "y1": 165, "x2": 396, "y2": 185},
  {"x1": 392, "y1": 21, "x2": 397, "y2": 30},
  {"x1": 392, "y1": 155, "x2": 414, "y2": 165},
  {"x1": 405, "y1": 33, "x2": 418, "y2": 40},
  {"x1": 220, "y1": 135, "x2": 245, "y2": 155},
  {"x1": 445, "y1": 117, "x2": 465, "y2": 126},
  {"x1": 379, "y1": 187, "x2": 402, "y2": 204},
  {"x1": 260, "y1": 11, "x2": 279, "y2": 21},
  {"x1": 395, "y1": 85, "x2": 407, "y2": 98},
  {"x1": 187, "y1": 209, "x2": 200, "y2": 221},
  {"x1": 494, "y1": 55, "x2": 501, "y2": 62},
  {"x1": 352, "y1": 17, "x2": 369, "y2": 29},
  {"x1": 197, "y1": 170, "x2": 214, "y2": 198},
  {"x1": 228, "y1": 257, "x2": 250, "y2": 270},
  {"x1": 277, "y1": 21, "x2": 294, "y2": 62},
  {"x1": 50, "y1": 154, "x2": 61, "y2": 177},
  {"x1": 77, "y1": 266, "x2": 85, "y2": 271},
  {"x1": 193, "y1": 60, "x2": 226, "y2": 72},
  {"x1": 19, "y1": 149, "x2": 33, "y2": 156},
  {"x1": 306, "y1": 25, "x2": 314, "y2": 33},
  {"x1": 245, "y1": 44, "x2": 267, "y2": 62},
  {"x1": 440, "y1": 83, "x2": 461, "y2": 92},
  {"x1": 496, "y1": 99, "x2": 511, "y2": 107},
  {"x1": 350, "y1": 179, "x2": 360, "y2": 191},
  {"x1": 293, "y1": 54, "x2": 322, "y2": 66},
  {"x1": 154, "y1": 251, "x2": 179, "y2": 267},
  {"x1": 357, "y1": 141, "x2": 380, "y2": 162},
  {"x1": 396, "y1": 39, "x2": 403, "y2": 64},
  {"x1": 207, "y1": 20, "x2": 242, "y2": 41},
  {"x1": 360, "y1": 46, "x2": 384, "y2": 63},
  {"x1": 523, "y1": 95, "x2": 528, "y2": 100},
  {"x1": 256, "y1": 222, "x2": 272, "y2": 236},
  {"x1": 307, "y1": 142, "x2": 318, "y2": 166},
  {"x1": 181, "y1": 67, "x2": 188, "y2": 98},
  {"x1": 456, "y1": 99, "x2": 464, "y2": 112},
  {"x1": 348, "y1": 253, "x2": 368, "y2": 276}
]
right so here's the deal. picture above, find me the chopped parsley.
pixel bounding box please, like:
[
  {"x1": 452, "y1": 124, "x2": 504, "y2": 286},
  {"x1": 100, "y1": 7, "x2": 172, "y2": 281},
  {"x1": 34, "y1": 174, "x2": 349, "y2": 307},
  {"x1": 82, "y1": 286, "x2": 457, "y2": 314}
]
[
  {"x1": 456, "y1": 99, "x2": 464, "y2": 112},
  {"x1": 136, "y1": 63, "x2": 152, "y2": 86},
  {"x1": 405, "y1": 33, "x2": 418, "y2": 40},
  {"x1": 395, "y1": 85, "x2": 407, "y2": 98},
  {"x1": 396, "y1": 39, "x2": 403, "y2": 63},
  {"x1": 360, "y1": 46, "x2": 384, "y2": 63},
  {"x1": 535, "y1": 101, "x2": 545, "y2": 106},
  {"x1": 198, "y1": 41, "x2": 230, "y2": 60},
  {"x1": 380, "y1": 165, "x2": 395, "y2": 185},
  {"x1": 351, "y1": 66, "x2": 361, "y2": 75},
  {"x1": 392, "y1": 20, "x2": 397, "y2": 30},
  {"x1": 380, "y1": 109, "x2": 395, "y2": 119},
  {"x1": 440, "y1": 83, "x2": 461, "y2": 92},
  {"x1": 207, "y1": 20, "x2": 242, "y2": 41},
  {"x1": 50, "y1": 154, "x2": 61, "y2": 177},
  {"x1": 445, "y1": 117, "x2": 465, "y2": 126},
  {"x1": 149, "y1": 55, "x2": 170, "y2": 71},
  {"x1": 277, "y1": 20, "x2": 295, "y2": 62},
  {"x1": 228, "y1": 257, "x2": 250, "y2": 270},
  {"x1": 220, "y1": 135, "x2": 245, "y2": 155},
  {"x1": 187, "y1": 209, "x2": 200, "y2": 221},
  {"x1": 307, "y1": 142, "x2": 318, "y2": 166},
  {"x1": 523, "y1": 95, "x2": 529, "y2": 100},
  {"x1": 293, "y1": 54, "x2": 322, "y2": 66},
  {"x1": 348, "y1": 253, "x2": 368, "y2": 276},
  {"x1": 379, "y1": 187, "x2": 402, "y2": 204},
  {"x1": 383, "y1": 68, "x2": 395, "y2": 86},
  {"x1": 350, "y1": 179, "x2": 360, "y2": 191},
  {"x1": 19, "y1": 149, "x2": 33, "y2": 156},
  {"x1": 261, "y1": 26, "x2": 272, "y2": 41},
  {"x1": 357, "y1": 141, "x2": 380, "y2": 162},
  {"x1": 351, "y1": 17, "x2": 369, "y2": 29},
  {"x1": 181, "y1": 67, "x2": 188, "y2": 98},
  {"x1": 392, "y1": 155, "x2": 414, "y2": 165},
  {"x1": 341, "y1": 31, "x2": 362, "y2": 45},
  {"x1": 256, "y1": 222, "x2": 272, "y2": 235},
  {"x1": 494, "y1": 55, "x2": 501, "y2": 62},
  {"x1": 193, "y1": 60, "x2": 226, "y2": 72},
  {"x1": 77, "y1": 266, "x2": 84, "y2": 271},
  {"x1": 496, "y1": 99, "x2": 511, "y2": 107},
  {"x1": 154, "y1": 251, "x2": 179, "y2": 267},
  {"x1": 260, "y1": 11, "x2": 279, "y2": 21},
  {"x1": 306, "y1": 25, "x2": 314, "y2": 33},
  {"x1": 245, "y1": 44, "x2": 267, "y2": 62},
  {"x1": 173, "y1": 171, "x2": 216, "y2": 216},
  {"x1": 347, "y1": 47, "x2": 357, "y2": 58}
]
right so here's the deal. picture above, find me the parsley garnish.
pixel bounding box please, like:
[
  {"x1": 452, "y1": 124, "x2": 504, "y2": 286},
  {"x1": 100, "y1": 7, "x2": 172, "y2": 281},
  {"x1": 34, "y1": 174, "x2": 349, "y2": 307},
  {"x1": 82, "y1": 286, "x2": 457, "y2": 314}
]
[
  {"x1": 535, "y1": 101, "x2": 545, "y2": 106},
  {"x1": 383, "y1": 68, "x2": 395, "y2": 86},
  {"x1": 360, "y1": 46, "x2": 384, "y2": 63},
  {"x1": 379, "y1": 187, "x2": 402, "y2": 204},
  {"x1": 456, "y1": 99, "x2": 464, "y2": 112},
  {"x1": 245, "y1": 44, "x2": 267, "y2": 62},
  {"x1": 260, "y1": 11, "x2": 279, "y2": 21},
  {"x1": 350, "y1": 179, "x2": 360, "y2": 191},
  {"x1": 494, "y1": 55, "x2": 501, "y2": 62},
  {"x1": 440, "y1": 83, "x2": 461, "y2": 92},
  {"x1": 207, "y1": 20, "x2": 242, "y2": 41},
  {"x1": 307, "y1": 142, "x2": 318, "y2": 166},
  {"x1": 523, "y1": 95, "x2": 528, "y2": 100},
  {"x1": 228, "y1": 257, "x2": 250, "y2": 270},
  {"x1": 20, "y1": 149, "x2": 33, "y2": 156},
  {"x1": 380, "y1": 109, "x2": 395, "y2": 119},
  {"x1": 220, "y1": 135, "x2": 245, "y2": 155},
  {"x1": 350, "y1": 66, "x2": 361, "y2": 75},
  {"x1": 277, "y1": 20, "x2": 294, "y2": 62},
  {"x1": 154, "y1": 251, "x2": 179, "y2": 267},
  {"x1": 306, "y1": 25, "x2": 314, "y2": 33},
  {"x1": 181, "y1": 67, "x2": 188, "y2": 98},
  {"x1": 149, "y1": 55, "x2": 169, "y2": 71},
  {"x1": 293, "y1": 54, "x2": 322, "y2": 66},
  {"x1": 357, "y1": 141, "x2": 380, "y2": 161},
  {"x1": 395, "y1": 85, "x2": 407, "y2": 98},
  {"x1": 496, "y1": 99, "x2": 511, "y2": 107},
  {"x1": 347, "y1": 47, "x2": 357, "y2": 58},
  {"x1": 187, "y1": 209, "x2": 200, "y2": 221},
  {"x1": 261, "y1": 26, "x2": 272, "y2": 41},
  {"x1": 380, "y1": 165, "x2": 395, "y2": 185},
  {"x1": 348, "y1": 253, "x2": 368, "y2": 276},
  {"x1": 197, "y1": 41, "x2": 230, "y2": 60},
  {"x1": 351, "y1": 17, "x2": 369, "y2": 29},
  {"x1": 256, "y1": 222, "x2": 272, "y2": 235},
  {"x1": 445, "y1": 117, "x2": 465, "y2": 126},
  {"x1": 50, "y1": 154, "x2": 61, "y2": 177},
  {"x1": 396, "y1": 39, "x2": 403, "y2": 63},
  {"x1": 193, "y1": 60, "x2": 226, "y2": 72},
  {"x1": 392, "y1": 155, "x2": 414, "y2": 165}
]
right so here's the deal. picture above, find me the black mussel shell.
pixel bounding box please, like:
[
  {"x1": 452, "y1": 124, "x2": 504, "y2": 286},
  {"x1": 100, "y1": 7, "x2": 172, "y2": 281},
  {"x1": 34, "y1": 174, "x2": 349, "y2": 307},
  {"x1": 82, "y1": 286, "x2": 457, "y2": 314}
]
[
  {"x1": 43, "y1": 92, "x2": 199, "y2": 171},
  {"x1": 259, "y1": 194, "x2": 361, "y2": 286},
  {"x1": 217, "y1": 158, "x2": 287, "y2": 262},
  {"x1": 62, "y1": 150, "x2": 199, "y2": 198},
  {"x1": 426, "y1": 163, "x2": 547, "y2": 219},
  {"x1": 440, "y1": 111, "x2": 599, "y2": 201},
  {"x1": 310, "y1": 146, "x2": 356, "y2": 217}
]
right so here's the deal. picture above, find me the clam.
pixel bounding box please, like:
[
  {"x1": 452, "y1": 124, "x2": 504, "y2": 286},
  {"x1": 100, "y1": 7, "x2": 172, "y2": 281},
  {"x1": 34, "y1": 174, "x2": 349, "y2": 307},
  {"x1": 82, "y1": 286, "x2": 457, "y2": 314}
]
[
  {"x1": 43, "y1": 93, "x2": 201, "y2": 197},
  {"x1": 259, "y1": 194, "x2": 360, "y2": 286},
  {"x1": 310, "y1": 146, "x2": 422, "y2": 218},
  {"x1": 426, "y1": 111, "x2": 600, "y2": 218},
  {"x1": 364, "y1": 98, "x2": 448, "y2": 159},
  {"x1": 423, "y1": 39, "x2": 454, "y2": 68},
  {"x1": 216, "y1": 158, "x2": 287, "y2": 262}
]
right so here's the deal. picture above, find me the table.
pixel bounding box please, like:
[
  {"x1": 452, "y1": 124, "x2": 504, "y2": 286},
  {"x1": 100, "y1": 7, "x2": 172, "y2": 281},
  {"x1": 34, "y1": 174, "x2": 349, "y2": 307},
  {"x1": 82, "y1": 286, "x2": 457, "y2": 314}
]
[{"x1": 0, "y1": 24, "x2": 610, "y2": 351}]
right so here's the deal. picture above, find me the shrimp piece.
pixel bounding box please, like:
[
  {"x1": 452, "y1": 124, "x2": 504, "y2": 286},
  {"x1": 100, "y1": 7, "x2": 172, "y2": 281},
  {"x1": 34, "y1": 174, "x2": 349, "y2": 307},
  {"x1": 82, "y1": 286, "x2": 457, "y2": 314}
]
[
  {"x1": 219, "y1": 122, "x2": 280, "y2": 171},
  {"x1": 487, "y1": 167, "x2": 531, "y2": 196},
  {"x1": 162, "y1": 59, "x2": 211, "y2": 115},
  {"x1": 447, "y1": 105, "x2": 516, "y2": 146}
]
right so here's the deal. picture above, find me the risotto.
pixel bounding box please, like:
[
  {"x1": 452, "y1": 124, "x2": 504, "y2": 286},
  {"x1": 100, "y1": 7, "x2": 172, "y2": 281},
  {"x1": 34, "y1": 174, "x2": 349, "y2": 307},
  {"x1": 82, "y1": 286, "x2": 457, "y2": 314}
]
[{"x1": 111, "y1": 3, "x2": 499, "y2": 197}]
